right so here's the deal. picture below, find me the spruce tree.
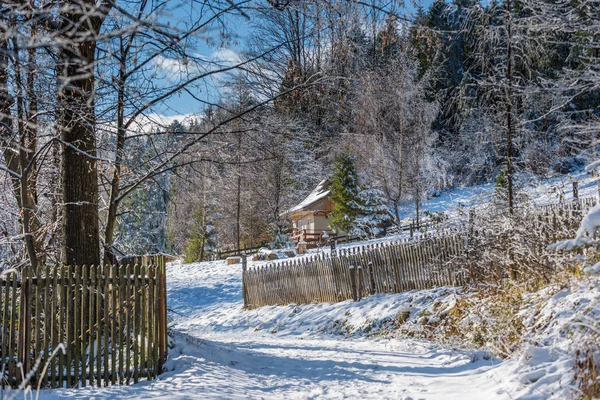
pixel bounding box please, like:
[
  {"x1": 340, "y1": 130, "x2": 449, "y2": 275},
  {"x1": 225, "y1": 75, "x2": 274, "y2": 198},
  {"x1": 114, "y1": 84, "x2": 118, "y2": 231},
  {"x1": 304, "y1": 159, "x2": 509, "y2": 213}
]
[
  {"x1": 329, "y1": 152, "x2": 361, "y2": 234},
  {"x1": 354, "y1": 189, "x2": 390, "y2": 239}
]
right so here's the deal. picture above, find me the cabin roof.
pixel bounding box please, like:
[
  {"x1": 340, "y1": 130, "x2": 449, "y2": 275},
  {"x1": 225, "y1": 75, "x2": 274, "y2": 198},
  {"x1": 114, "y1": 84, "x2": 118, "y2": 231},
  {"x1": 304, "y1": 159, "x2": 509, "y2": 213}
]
[{"x1": 283, "y1": 179, "x2": 331, "y2": 216}]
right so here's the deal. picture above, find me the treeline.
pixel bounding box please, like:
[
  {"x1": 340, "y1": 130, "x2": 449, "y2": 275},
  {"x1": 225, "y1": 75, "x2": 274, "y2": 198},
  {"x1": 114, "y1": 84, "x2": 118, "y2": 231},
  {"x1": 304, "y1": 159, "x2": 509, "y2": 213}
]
[
  {"x1": 0, "y1": 0, "x2": 598, "y2": 267},
  {"x1": 164, "y1": 0, "x2": 599, "y2": 261}
]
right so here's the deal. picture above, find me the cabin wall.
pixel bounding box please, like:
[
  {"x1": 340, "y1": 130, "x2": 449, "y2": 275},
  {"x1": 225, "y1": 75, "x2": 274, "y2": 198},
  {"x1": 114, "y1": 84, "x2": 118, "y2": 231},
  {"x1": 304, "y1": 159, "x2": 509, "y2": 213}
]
[
  {"x1": 295, "y1": 217, "x2": 311, "y2": 231},
  {"x1": 293, "y1": 215, "x2": 331, "y2": 233},
  {"x1": 313, "y1": 216, "x2": 330, "y2": 232}
]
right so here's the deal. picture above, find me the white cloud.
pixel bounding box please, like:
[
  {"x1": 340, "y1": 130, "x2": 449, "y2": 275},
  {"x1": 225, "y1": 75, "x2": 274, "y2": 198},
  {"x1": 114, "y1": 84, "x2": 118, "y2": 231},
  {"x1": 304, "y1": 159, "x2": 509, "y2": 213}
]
[
  {"x1": 210, "y1": 48, "x2": 242, "y2": 66},
  {"x1": 153, "y1": 48, "x2": 243, "y2": 76}
]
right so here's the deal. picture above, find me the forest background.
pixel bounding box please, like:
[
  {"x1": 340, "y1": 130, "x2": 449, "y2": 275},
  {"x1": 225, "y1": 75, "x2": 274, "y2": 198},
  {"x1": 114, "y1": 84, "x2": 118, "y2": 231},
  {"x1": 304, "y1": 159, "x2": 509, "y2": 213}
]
[{"x1": 0, "y1": 0, "x2": 598, "y2": 266}]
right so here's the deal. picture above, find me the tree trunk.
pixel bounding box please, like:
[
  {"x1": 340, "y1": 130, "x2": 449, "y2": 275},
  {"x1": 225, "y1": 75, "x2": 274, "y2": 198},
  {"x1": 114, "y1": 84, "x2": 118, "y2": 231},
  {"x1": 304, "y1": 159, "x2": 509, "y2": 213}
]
[
  {"x1": 200, "y1": 175, "x2": 207, "y2": 262},
  {"x1": 236, "y1": 130, "x2": 242, "y2": 251},
  {"x1": 103, "y1": 39, "x2": 127, "y2": 265},
  {"x1": 505, "y1": 0, "x2": 515, "y2": 214},
  {"x1": 0, "y1": 26, "x2": 20, "y2": 208},
  {"x1": 58, "y1": 1, "x2": 111, "y2": 266},
  {"x1": 1, "y1": 16, "x2": 40, "y2": 268}
]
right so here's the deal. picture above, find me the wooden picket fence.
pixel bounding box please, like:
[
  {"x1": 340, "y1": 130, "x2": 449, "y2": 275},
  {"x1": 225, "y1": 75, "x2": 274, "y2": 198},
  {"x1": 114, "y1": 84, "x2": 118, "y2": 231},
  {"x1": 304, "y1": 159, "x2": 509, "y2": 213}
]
[
  {"x1": 0, "y1": 256, "x2": 168, "y2": 389},
  {"x1": 242, "y1": 232, "x2": 470, "y2": 309},
  {"x1": 242, "y1": 197, "x2": 598, "y2": 309}
]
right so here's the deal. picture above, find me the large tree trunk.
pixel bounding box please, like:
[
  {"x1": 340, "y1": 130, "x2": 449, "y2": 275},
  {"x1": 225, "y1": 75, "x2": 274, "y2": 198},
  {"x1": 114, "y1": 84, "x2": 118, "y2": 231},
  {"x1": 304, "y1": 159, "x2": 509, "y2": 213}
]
[{"x1": 58, "y1": 1, "x2": 111, "y2": 266}]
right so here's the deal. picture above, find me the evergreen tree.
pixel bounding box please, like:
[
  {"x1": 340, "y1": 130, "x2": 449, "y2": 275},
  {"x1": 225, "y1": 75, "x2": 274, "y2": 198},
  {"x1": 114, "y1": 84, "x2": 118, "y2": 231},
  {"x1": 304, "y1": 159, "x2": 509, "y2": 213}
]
[
  {"x1": 183, "y1": 205, "x2": 218, "y2": 263},
  {"x1": 268, "y1": 219, "x2": 293, "y2": 249},
  {"x1": 329, "y1": 151, "x2": 362, "y2": 234},
  {"x1": 353, "y1": 189, "x2": 390, "y2": 239}
]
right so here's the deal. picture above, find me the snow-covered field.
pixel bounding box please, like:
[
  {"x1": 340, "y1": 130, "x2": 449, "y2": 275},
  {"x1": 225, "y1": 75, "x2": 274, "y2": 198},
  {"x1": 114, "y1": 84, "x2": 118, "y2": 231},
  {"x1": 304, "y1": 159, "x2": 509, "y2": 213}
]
[{"x1": 31, "y1": 256, "x2": 599, "y2": 400}]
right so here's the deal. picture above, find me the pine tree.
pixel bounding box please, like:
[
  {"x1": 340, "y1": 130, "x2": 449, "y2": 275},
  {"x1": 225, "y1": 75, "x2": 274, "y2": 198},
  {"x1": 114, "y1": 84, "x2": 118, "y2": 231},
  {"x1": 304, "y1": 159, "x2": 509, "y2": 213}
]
[{"x1": 329, "y1": 151, "x2": 361, "y2": 234}]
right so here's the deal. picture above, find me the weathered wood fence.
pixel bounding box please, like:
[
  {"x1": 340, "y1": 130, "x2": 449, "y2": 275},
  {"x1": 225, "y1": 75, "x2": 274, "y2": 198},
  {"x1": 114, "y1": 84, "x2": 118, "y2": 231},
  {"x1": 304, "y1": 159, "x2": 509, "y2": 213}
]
[
  {"x1": 242, "y1": 197, "x2": 597, "y2": 309},
  {"x1": 0, "y1": 256, "x2": 167, "y2": 388},
  {"x1": 242, "y1": 232, "x2": 470, "y2": 309}
]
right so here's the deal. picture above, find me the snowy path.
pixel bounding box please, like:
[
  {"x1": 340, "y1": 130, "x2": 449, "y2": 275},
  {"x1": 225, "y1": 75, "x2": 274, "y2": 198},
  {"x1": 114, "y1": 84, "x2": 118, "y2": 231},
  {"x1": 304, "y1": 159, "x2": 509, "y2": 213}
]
[
  {"x1": 34, "y1": 260, "x2": 522, "y2": 400},
  {"x1": 36, "y1": 332, "x2": 506, "y2": 400},
  {"x1": 166, "y1": 333, "x2": 505, "y2": 400}
]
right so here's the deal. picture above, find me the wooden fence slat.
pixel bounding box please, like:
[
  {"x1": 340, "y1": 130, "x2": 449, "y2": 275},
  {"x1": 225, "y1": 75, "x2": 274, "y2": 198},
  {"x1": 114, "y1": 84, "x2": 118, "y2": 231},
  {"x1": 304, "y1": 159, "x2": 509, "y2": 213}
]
[
  {"x1": 73, "y1": 266, "x2": 80, "y2": 387},
  {"x1": 34, "y1": 267, "x2": 41, "y2": 387},
  {"x1": 109, "y1": 265, "x2": 116, "y2": 385},
  {"x1": 425, "y1": 238, "x2": 437, "y2": 287},
  {"x1": 372, "y1": 245, "x2": 383, "y2": 293},
  {"x1": 160, "y1": 256, "x2": 168, "y2": 370},
  {"x1": 49, "y1": 266, "x2": 57, "y2": 388},
  {"x1": 66, "y1": 265, "x2": 73, "y2": 388},
  {"x1": 89, "y1": 265, "x2": 96, "y2": 387},
  {"x1": 343, "y1": 255, "x2": 354, "y2": 299},
  {"x1": 399, "y1": 244, "x2": 412, "y2": 291},
  {"x1": 151, "y1": 264, "x2": 158, "y2": 379},
  {"x1": 140, "y1": 264, "x2": 147, "y2": 380},
  {"x1": 8, "y1": 272, "x2": 15, "y2": 385},
  {"x1": 391, "y1": 245, "x2": 403, "y2": 293},
  {"x1": 125, "y1": 263, "x2": 132, "y2": 384},
  {"x1": 133, "y1": 263, "x2": 140, "y2": 384},
  {"x1": 1, "y1": 271, "x2": 9, "y2": 388},
  {"x1": 103, "y1": 265, "x2": 110, "y2": 386},
  {"x1": 17, "y1": 267, "x2": 28, "y2": 386},
  {"x1": 58, "y1": 265, "x2": 66, "y2": 388},
  {"x1": 96, "y1": 265, "x2": 102, "y2": 386},
  {"x1": 81, "y1": 265, "x2": 88, "y2": 388},
  {"x1": 118, "y1": 264, "x2": 125, "y2": 384}
]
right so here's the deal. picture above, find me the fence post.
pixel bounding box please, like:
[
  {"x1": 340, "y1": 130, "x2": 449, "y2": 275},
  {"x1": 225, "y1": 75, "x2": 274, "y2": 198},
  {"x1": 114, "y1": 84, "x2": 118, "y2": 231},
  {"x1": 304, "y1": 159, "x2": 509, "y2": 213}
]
[
  {"x1": 242, "y1": 255, "x2": 249, "y2": 309},
  {"x1": 157, "y1": 256, "x2": 168, "y2": 372},
  {"x1": 573, "y1": 181, "x2": 579, "y2": 200}
]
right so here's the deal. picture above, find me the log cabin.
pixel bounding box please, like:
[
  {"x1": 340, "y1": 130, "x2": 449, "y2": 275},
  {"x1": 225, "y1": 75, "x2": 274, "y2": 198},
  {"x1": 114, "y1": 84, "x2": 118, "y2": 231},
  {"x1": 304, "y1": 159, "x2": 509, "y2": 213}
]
[{"x1": 282, "y1": 179, "x2": 346, "y2": 248}]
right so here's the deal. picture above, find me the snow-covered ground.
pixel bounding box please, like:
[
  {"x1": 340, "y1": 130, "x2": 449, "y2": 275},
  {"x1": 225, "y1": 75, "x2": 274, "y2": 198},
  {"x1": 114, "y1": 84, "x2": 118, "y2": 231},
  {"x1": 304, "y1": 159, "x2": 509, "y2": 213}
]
[
  {"x1": 32, "y1": 257, "x2": 599, "y2": 400},
  {"x1": 405, "y1": 169, "x2": 598, "y2": 220},
  {"x1": 27, "y1": 170, "x2": 599, "y2": 399}
]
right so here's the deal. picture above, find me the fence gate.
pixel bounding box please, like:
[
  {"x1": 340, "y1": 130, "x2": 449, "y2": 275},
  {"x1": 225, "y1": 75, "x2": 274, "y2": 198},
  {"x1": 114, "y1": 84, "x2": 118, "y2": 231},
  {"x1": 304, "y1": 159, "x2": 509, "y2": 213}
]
[{"x1": 0, "y1": 256, "x2": 167, "y2": 389}]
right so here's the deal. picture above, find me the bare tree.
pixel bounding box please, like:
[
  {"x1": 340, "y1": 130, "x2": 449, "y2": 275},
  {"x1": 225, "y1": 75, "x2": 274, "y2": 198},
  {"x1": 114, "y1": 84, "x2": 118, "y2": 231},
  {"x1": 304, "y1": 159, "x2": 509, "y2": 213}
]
[{"x1": 352, "y1": 57, "x2": 440, "y2": 227}]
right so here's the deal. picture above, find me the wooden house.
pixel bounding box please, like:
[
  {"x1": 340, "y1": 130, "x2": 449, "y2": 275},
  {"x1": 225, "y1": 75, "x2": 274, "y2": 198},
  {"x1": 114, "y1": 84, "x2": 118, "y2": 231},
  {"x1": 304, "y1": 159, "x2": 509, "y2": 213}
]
[{"x1": 282, "y1": 179, "x2": 345, "y2": 247}]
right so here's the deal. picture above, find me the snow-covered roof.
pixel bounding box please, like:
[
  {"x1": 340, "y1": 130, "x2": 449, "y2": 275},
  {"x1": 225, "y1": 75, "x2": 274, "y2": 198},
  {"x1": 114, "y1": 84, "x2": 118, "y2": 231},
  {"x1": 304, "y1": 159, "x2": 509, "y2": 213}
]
[{"x1": 283, "y1": 179, "x2": 331, "y2": 216}]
